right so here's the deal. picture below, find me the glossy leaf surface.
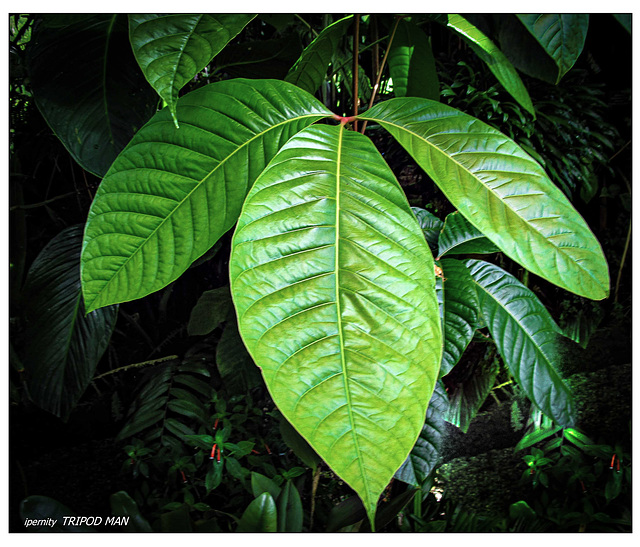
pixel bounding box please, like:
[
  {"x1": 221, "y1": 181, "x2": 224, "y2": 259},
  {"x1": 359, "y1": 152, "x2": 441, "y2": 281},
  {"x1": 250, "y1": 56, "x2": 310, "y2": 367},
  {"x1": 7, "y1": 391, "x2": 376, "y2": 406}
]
[
  {"x1": 81, "y1": 79, "x2": 331, "y2": 312},
  {"x1": 360, "y1": 98, "x2": 609, "y2": 300},
  {"x1": 446, "y1": 14, "x2": 534, "y2": 116},
  {"x1": 466, "y1": 259, "x2": 575, "y2": 426},
  {"x1": 230, "y1": 124, "x2": 441, "y2": 524},
  {"x1": 436, "y1": 258, "x2": 479, "y2": 376},
  {"x1": 285, "y1": 15, "x2": 353, "y2": 94},
  {"x1": 129, "y1": 14, "x2": 255, "y2": 127},
  {"x1": 277, "y1": 480, "x2": 303, "y2": 532},
  {"x1": 27, "y1": 14, "x2": 156, "y2": 176},
  {"x1": 517, "y1": 14, "x2": 589, "y2": 83},
  {"x1": 22, "y1": 225, "x2": 118, "y2": 419},
  {"x1": 388, "y1": 19, "x2": 439, "y2": 101},
  {"x1": 395, "y1": 382, "x2": 448, "y2": 487},
  {"x1": 237, "y1": 493, "x2": 277, "y2": 532},
  {"x1": 411, "y1": 206, "x2": 443, "y2": 253},
  {"x1": 438, "y1": 211, "x2": 500, "y2": 258}
]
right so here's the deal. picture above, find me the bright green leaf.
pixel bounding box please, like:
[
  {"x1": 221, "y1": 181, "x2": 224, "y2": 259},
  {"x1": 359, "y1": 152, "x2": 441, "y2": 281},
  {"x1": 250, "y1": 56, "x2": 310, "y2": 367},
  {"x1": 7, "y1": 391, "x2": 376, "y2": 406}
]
[
  {"x1": 285, "y1": 15, "x2": 353, "y2": 94},
  {"x1": 129, "y1": 14, "x2": 255, "y2": 127},
  {"x1": 230, "y1": 124, "x2": 441, "y2": 526},
  {"x1": 446, "y1": 14, "x2": 535, "y2": 117},
  {"x1": 360, "y1": 98, "x2": 610, "y2": 300},
  {"x1": 21, "y1": 225, "x2": 118, "y2": 420},
  {"x1": 26, "y1": 15, "x2": 156, "y2": 176},
  {"x1": 388, "y1": 19, "x2": 439, "y2": 101},
  {"x1": 466, "y1": 259, "x2": 575, "y2": 426},
  {"x1": 81, "y1": 79, "x2": 331, "y2": 312}
]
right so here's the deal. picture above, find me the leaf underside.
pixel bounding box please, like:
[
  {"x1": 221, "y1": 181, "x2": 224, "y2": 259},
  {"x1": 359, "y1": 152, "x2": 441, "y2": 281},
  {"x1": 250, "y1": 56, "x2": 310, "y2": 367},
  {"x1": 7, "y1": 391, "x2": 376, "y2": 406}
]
[
  {"x1": 230, "y1": 124, "x2": 441, "y2": 524},
  {"x1": 81, "y1": 79, "x2": 331, "y2": 312},
  {"x1": 360, "y1": 98, "x2": 609, "y2": 300},
  {"x1": 466, "y1": 259, "x2": 575, "y2": 427}
]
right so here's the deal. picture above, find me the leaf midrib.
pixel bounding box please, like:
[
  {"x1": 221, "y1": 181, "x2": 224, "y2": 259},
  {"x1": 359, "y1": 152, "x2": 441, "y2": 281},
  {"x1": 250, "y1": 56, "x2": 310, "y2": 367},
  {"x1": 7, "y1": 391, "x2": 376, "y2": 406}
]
[
  {"x1": 85, "y1": 112, "x2": 326, "y2": 310},
  {"x1": 366, "y1": 115, "x2": 602, "y2": 293}
]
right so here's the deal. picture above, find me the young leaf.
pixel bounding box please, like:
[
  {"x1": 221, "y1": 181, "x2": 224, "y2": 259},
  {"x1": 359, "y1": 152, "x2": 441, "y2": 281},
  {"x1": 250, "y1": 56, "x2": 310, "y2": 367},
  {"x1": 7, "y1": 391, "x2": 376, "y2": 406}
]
[
  {"x1": 237, "y1": 492, "x2": 277, "y2": 532},
  {"x1": 359, "y1": 98, "x2": 610, "y2": 300},
  {"x1": 129, "y1": 14, "x2": 256, "y2": 127},
  {"x1": 285, "y1": 15, "x2": 353, "y2": 94},
  {"x1": 388, "y1": 19, "x2": 439, "y2": 101},
  {"x1": 230, "y1": 124, "x2": 442, "y2": 526},
  {"x1": 517, "y1": 14, "x2": 589, "y2": 84},
  {"x1": 21, "y1": 225, "x2": 118, "y2": 420},
  {"x1": 445, "y1": 14, "x2": 535, "y2": 117},
  {"x1": 26, "y1": 14, "x2": 156, "y2": 176},
  {"x1": 395, "y1": 382, "x2": 448, "y2": 488},
  {"x1": 81, "y1": 79, "x2": 331, "y2": 312},
  {"x1": 187, "y1": 286, "x2": 232, "y2": 336},
  {"x1": 438, "y1": 211, "x2": 500, "y2": 258},
  {"x1": 466, "y1": 259, "x2": 575, "y2": 427},
  {"x1": 436, "y1": 258, "x2": 479, "y2": 376}
]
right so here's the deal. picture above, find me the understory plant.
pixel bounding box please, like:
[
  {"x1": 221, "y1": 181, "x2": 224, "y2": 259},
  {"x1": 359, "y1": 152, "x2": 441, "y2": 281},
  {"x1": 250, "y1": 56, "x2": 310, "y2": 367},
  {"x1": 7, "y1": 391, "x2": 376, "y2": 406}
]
[{"x1": 12, "y1": 13, "x2": 627, "y2": 530}]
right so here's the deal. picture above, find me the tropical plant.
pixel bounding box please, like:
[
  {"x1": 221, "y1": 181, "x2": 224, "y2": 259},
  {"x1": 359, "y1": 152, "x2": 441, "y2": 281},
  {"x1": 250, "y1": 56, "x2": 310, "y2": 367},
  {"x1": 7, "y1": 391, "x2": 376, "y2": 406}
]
[{"x1": 14, "y1": 13, "x2": 620, "y2": 530}]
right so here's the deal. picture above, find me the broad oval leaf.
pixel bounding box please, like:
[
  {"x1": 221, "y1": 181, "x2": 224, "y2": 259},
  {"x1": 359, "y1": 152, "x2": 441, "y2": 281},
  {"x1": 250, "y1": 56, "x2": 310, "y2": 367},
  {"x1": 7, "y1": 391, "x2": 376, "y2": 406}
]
[
  {"x1": 81, "y1": 78, "x2": 331, "y2": 312},
  {"x1": 445, "y1": 14, "x2": 534, "y2": 117},
  {"x1": 517, "y1": 14, "x2": 589, "y2": 84},
  {"x1": 27, "y1": 14, "x2": 157, "y2": 176},
  {"x1": 465, "y1": 259, "x2": 575, "y2": 427},
  {"x1": 21, "y1": 225, "x2": 118, "y2": 420},
  {"x1": 438, "y1": 211, "x2": 500, "y2": 258},
  {"x1": 230, "y1": 124, "x2": 441, "y2": 524},
  {"x1": 395, "y1": 382, "x2": 448, "y2": 488},
  {"x1": 285, "y1": 15, "x2": 353, "y2": 94},
  {"x1": 436, "y1": 258, "x2": 479, "y2": 376},
  {"x1": 388, "y1": 19, "x2": 439, "y2": 101},
  {"x1": 129, "y1": 14, "x2": 256, "y2": 127},
  {"x1": 360, "y1": 98, "x2": 609, "y2": 300},
  {"x1": 237, "y1": 492, "x2": 277, "y2": 532}
]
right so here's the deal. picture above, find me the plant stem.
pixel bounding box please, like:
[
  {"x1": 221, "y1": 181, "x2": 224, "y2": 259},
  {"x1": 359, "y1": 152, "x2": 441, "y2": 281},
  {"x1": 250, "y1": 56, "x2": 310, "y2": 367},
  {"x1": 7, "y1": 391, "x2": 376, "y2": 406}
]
[
  {"x1": 352, "y1": 15, "x2": 360, "y2": 131},
  {"x1": 614, "y1": 220, "x2": 631, "y2": 304},
  {"x1": 360, "y1": 15, "x2": 402, "y2": 134},
  {"x1": 310, "y1": 465, "x2": 320, "y2": 530},
  {"x1": 93, "y1": 354, "x2": 179, "y2": 380},
  {"x1": 294, "y1": 14, "x2": 319, "y2": 37}
]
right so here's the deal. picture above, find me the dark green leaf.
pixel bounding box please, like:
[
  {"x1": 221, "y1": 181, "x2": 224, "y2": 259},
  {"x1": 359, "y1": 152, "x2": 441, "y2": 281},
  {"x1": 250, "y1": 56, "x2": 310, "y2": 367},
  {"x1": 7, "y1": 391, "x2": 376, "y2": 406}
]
[
  {"x1": 466, "y1": 259, "x2": 575, "y2": 426},
  {"x1": 129, "y1": 14, "x2": 256, "y2": 127},
  {"x1": 276, "y1": 480, "x2": 303, "y2": 532},
  {"x1": 237, "y1": 492, "x2": 277, "y2": 532},
  {"x1": 27, "y1": 14, "x2": 156, "y2": 176},
  {"x1": 20, "y1": 495, "x2": 95, "y2": 532},
  {"x1": 81, "y1": 79, "x2": 331, "y2": 312},
  {"x1": 388, "y1": 19, "x2": 439, "y2": 100},
  {"x1": 188, "y1": 286, "x2": 232, "y2": 336},
  {"x1": 279, "y1": 417, "x2": 322, "y2": 471},
  {"x1": 22, "y1": 225, "x2": 117, "y2": 420},
  {"x1": 411, "y1": 206, "x2": 443, "y2": 252},
  {"x1": 216, "y1": 316, "x2": 262, "y2": 394},
  {"x1": 285, "y1": 15, "x2": 353, "y2": 94},
  {"x1": 514, "y1": 426, "x2": 562, "y2": 452},
  {"x1": 251, "y1": 472, "x2": 282, "y2": 500},
  {"x1": 109, "y1": 491, "x2": 153, "y2": 532},
  {"x1": 438, "y1": 212, "x2": 500, "y2": 258}
]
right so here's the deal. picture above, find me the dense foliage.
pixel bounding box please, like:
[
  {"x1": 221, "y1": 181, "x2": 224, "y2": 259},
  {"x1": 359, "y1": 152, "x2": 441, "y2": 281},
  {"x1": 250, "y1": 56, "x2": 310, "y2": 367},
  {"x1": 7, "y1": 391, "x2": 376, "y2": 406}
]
[{"x1": 10, "y1": 13, "x2": 631, "y2": 532}]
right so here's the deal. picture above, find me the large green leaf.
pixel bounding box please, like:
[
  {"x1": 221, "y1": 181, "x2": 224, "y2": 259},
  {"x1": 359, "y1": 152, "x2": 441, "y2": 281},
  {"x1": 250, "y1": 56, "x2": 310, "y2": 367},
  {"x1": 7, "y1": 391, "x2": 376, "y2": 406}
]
[
  {"x1": 129, "y1": 14, "x2": 255, "y2": 127},
  {"x1": 436, "y1": 258, "x2": 479, "y2": 376},
  {"x1": 359, "y1": 98, "x2": 609, "y2": 300},
  {"x1": 517, "y1": 14, "x2": 589, "y2": 83},
  {"x1": 465, "y1": 259, "x2": 575, "y2": 426},
  {"x1": 445, "y1": 14, "x2": 534, "y2": 117},
  {"x1": 438, "y1": 211, "x2": 500, "y2": 258},
  {"x1": 285, "y1": 15, "x2": 353, "y2": 94},
  {"x1": 230, "y1": 124, "x2": 441, "y2": 526},
  {"x1": 26, "y1": 14, "x2": 157, "y2": 176},
  {"x1": 395, "y1": 382, "x2": 448, "y2": 488},
  {"x1": 388, "y1": 19, "x2": 439, "y2": 101},
  {"x1": 21, "y1": 225, "x2": 118, "y2": 420},
  {"x1": 81, "y1": 79, "x2": 331, "y2": 312}
]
